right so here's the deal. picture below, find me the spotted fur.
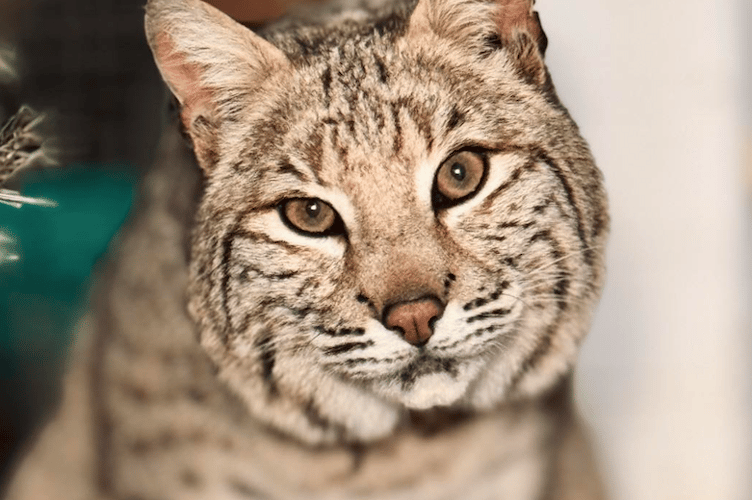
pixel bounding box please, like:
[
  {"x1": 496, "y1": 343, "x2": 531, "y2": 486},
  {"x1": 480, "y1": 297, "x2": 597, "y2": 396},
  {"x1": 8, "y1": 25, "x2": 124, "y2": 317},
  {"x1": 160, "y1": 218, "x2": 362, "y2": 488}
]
[{"x1": 5, "y1": 0, "x2": 608, "y2": 498}]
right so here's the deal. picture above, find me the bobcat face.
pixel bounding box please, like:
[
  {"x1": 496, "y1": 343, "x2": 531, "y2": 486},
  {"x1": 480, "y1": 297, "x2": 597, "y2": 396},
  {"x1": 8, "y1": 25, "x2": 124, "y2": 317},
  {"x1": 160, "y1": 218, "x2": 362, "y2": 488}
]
[{"x1": 147, "y1": 0, "x2": 608, "y2": 442}]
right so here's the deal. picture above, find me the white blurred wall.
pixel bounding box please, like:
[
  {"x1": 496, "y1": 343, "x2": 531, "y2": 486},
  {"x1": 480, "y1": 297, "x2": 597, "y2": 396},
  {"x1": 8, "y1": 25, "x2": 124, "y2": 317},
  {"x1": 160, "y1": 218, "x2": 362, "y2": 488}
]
[{"x1": 538, "y1": 1, "x2": 751, "y2": 499}]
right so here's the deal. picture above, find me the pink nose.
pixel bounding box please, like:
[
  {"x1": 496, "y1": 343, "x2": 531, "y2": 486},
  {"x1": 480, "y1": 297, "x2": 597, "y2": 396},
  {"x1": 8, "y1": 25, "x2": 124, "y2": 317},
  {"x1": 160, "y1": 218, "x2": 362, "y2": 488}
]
[{"x1": 383, "y1": 297, "x2": 444, "y2": 347}]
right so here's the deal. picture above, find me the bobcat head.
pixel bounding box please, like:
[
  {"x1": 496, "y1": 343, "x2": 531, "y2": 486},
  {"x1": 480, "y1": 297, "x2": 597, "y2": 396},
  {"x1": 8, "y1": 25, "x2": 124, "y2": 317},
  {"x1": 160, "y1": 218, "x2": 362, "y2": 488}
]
[{"x1": 145, "y1": 0, "x2": 608, "y2": 444}]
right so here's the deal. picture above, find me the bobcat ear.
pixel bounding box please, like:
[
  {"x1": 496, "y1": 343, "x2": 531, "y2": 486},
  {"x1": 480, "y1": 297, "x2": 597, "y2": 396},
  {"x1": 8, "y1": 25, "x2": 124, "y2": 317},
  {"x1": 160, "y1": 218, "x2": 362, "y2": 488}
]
[
  {"x1": 408, "y1": 0, "x2": 548, "y2": 86},
  {"x1": 145, "y1": 0, "x2": 290, "y2": 171}
]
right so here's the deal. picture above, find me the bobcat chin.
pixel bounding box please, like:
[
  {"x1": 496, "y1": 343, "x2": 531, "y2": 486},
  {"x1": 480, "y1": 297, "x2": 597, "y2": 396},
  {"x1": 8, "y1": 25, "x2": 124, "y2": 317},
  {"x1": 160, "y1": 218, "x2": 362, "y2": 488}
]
[{"x1": 5, "y1": 0, "x2": 609, "y2": 498}]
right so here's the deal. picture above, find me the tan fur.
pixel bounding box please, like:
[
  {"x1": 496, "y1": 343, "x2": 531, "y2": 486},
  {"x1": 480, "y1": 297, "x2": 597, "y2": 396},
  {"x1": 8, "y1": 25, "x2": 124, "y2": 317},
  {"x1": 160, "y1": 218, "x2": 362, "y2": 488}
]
[{"x1": 4, "y1": 0, "x2": 609, "y2": 498}]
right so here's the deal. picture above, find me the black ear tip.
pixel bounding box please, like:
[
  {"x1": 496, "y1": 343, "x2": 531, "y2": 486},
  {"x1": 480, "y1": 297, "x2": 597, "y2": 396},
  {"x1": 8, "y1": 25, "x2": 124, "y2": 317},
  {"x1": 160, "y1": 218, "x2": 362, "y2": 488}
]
[{"x1": 533, "y1": 11, "x2": 548, "y2": 56}]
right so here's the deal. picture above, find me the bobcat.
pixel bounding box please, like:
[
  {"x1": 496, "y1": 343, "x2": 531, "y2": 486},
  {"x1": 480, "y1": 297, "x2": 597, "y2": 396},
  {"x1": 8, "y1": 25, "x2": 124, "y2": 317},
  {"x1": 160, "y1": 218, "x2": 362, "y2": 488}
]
[{"x1": 4, "y1": 0, "x2": 609, "y2": 498}]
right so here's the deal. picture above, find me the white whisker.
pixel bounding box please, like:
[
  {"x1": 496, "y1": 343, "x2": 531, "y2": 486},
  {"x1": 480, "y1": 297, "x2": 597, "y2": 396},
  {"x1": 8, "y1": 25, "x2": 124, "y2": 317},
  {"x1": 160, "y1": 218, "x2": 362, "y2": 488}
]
[
  {"x1": 523, "y1": 245, "x2": 604, "y2": 277},
  {"x1": 521, "y1": 276, "x2": 594, "y2": 290}
]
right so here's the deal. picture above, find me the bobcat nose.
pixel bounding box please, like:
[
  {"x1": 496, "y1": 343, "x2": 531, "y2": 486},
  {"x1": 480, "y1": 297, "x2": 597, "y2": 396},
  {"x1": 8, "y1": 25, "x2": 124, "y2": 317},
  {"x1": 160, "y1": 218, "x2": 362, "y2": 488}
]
[{"x1": 383, "y1": 297, "x2": 444, "y2": 347}]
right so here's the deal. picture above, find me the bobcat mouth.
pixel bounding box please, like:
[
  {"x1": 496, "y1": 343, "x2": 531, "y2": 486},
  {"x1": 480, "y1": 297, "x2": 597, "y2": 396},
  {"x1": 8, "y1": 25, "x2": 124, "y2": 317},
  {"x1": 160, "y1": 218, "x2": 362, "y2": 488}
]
[
  {"x1": 397, "y1": 354, "x2": 459, "y2": 390},
  {"x1": 383, "y1": 355, "x2": 470, "y2": 410}
]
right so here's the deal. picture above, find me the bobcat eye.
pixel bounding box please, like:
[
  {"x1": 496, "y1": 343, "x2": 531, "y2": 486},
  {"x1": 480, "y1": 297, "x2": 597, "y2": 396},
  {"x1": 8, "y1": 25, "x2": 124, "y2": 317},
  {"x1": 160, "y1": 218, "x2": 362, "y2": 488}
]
[
  {"x1": 432, "y1": 150, "x2": 487, "y2": 209},
  {"x1": 279, "y1": 198, "x2": 344, "y2": 236}
]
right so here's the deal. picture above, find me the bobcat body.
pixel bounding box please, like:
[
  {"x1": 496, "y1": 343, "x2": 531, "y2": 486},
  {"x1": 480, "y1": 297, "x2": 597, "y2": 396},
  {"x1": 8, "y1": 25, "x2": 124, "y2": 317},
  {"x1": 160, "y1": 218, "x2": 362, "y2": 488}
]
[{"x1": 4, "y1": 0, "x2": 608, "y2": 498}]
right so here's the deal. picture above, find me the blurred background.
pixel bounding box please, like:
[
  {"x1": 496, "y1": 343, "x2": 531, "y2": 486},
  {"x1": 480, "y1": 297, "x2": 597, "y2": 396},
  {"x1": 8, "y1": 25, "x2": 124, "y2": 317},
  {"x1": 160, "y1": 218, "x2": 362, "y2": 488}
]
[
  {"x1": 0, "y1": 0, "x2": 165, "y2": 487},
  {"x1": 540, "y1": 1, "x2": 752, "y2": 499},
  {"x1": 0, "y1": 0, "x2": 749, "y2": 499}
]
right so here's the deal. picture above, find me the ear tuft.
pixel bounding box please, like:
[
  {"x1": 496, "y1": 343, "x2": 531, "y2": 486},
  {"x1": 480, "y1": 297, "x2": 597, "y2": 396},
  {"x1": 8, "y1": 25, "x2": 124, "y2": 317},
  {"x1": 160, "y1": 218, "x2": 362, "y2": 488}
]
[{"x1": 145, "y1": 0, "x2": 290, "y2": 171}]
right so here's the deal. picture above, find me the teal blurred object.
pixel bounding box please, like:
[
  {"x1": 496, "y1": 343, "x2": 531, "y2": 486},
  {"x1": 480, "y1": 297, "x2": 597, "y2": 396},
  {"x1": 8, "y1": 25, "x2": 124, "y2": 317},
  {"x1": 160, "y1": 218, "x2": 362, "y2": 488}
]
[
  {"x1": 0, "y1": 164, "x2": 137, "y2": 480},
  {"x1": 0, "y1": 165, "x2": 137, "y2": 378}
]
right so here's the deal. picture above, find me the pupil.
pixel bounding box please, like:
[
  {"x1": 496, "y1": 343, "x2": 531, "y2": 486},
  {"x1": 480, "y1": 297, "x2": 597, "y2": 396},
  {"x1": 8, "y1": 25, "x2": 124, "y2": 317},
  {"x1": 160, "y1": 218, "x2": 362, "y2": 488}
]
[
  {"x1": 305, "y1": 200, "x2": 321, "y2": 218},
  {"x1": 450, "y1": 163, "x2": 466, "y2": 181}
]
